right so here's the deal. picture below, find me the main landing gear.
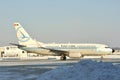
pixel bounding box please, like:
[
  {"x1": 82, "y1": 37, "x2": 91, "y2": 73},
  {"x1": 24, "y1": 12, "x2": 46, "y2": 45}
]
[{"x1": 60, "y1": 54, "x2": 66, "y2": 60}]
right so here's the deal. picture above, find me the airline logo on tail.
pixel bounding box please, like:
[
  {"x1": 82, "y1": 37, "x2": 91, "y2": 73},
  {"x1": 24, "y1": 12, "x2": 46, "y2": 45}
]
[{"x1": 14, "y1": 23, "x2": 30, "y2": 42}]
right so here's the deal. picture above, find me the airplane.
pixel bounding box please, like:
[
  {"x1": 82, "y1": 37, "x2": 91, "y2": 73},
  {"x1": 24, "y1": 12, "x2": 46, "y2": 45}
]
[{"x1": 10, "y1": 22, "x2": 115, "y2": 60}]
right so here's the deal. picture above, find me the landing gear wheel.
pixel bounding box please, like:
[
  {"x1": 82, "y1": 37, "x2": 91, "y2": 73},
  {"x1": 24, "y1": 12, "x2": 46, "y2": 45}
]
[
  {"x1": 60, "y1": 54, "x2": 66, "y2": 60},
  {"x1": 100, "y1": 56, "x2": 103, "y2": 61}
]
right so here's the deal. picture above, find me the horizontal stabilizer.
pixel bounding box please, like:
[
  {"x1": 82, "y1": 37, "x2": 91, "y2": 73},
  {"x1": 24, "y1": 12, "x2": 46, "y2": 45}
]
[{"x1": 9, "y1": 43, "x2": 26, "y2": 47}]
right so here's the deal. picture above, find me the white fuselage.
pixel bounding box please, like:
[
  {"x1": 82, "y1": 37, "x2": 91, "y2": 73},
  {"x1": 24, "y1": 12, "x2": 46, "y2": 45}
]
[
  {"x1": 20, "y1": 43, "x2": 113, "y2": 58},
  {"x1": 13, "y1": 22, "x2": 114, "y2": 59}
]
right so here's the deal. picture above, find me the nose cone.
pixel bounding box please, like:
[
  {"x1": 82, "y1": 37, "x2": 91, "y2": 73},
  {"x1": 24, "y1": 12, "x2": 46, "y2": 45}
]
[
  {"x1": 97, "y1": 48, "x2": 113, "y2": 53},
  {"x1": 112, "y1": 49, "x2": 115, "y2": 53}
]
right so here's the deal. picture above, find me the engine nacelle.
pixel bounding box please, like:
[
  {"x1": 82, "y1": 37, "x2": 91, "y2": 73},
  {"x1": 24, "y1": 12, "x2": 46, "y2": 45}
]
[{"x1": 68, "y1": 53, "x2": 82, "y2": 58}]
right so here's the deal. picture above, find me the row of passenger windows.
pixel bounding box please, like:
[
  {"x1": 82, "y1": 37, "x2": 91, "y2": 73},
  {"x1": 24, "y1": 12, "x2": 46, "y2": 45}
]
[{"x1": 46, "y1": 46, "x2": 97, "y2": 49}]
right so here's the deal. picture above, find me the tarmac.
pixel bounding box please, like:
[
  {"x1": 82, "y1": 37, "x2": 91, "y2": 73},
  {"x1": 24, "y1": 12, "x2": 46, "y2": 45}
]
[
  {"x1": 0, "y1": 59, "x2": 79, "y2": 66},
  {"x1": 1, "y1": 54, "x2": 120, "y2": 66}
]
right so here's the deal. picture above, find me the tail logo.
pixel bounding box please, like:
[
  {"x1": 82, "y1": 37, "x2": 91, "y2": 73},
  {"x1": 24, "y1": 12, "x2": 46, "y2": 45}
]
[{"x1": 17, "y1": 27, "x2": 30, "y2": 42}]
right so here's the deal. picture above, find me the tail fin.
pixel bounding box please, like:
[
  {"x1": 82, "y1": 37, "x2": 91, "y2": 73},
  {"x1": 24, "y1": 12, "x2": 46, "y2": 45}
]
[{"x1": 14, "y1": 22, "x2": 42, "y2": 46}]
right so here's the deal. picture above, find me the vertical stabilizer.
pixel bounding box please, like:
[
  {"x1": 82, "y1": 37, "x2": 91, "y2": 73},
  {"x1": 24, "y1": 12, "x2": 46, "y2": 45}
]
[{"x1": 14, "y1": 22, "x2": 42, "y2": 46}]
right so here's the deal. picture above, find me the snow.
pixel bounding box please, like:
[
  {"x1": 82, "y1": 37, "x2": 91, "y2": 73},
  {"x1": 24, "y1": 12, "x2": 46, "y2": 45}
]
[{"x1": 37, "y1": 60, "x2": 120, "y2": 80}]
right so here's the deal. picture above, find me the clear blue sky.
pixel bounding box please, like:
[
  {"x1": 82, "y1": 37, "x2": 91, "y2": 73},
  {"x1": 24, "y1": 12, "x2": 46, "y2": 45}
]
[{"x1": 0, "y1": 0, "x2": 120, "y2": 47}]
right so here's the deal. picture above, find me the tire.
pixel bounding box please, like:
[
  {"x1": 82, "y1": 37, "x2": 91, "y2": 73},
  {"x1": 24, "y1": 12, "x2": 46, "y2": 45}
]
[{"x1": 60, "y1": 54, "x2": 66, "y2": 60}]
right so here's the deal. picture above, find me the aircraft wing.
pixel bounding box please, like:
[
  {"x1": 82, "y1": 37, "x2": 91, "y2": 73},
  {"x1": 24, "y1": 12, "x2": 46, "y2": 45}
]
[{"x1": 10, "y1": 43, "x2": 68, "y2": 54}]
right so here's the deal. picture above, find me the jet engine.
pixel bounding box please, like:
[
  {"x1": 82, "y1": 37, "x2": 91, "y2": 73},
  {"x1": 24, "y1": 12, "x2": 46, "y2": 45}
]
[{"x1": 68, "y1": 53, "x2": 82, "y2": 58}]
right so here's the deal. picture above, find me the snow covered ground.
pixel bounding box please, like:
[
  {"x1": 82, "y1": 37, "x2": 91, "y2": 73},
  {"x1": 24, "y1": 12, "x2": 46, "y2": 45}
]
[
  {"x1": 0, "y1": 60, "x2": 77, "y2": 80},
  {"x1": 37, "y1": 60, "x2": 120, "y2": 80},
  {"x1": 1, "y1": 59, "x2": 120, "y2": 80}
]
